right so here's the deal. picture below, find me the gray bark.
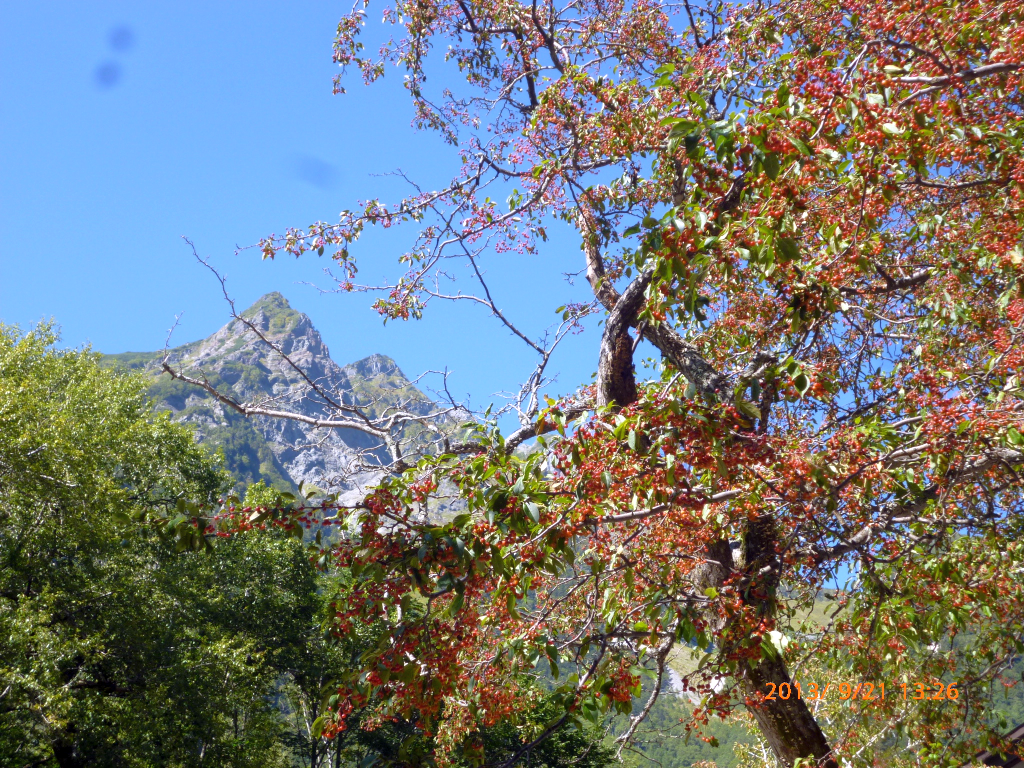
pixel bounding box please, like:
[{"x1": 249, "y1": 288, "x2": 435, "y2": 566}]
[
  {"x1": 737, "y1": 516, "x2": 837, "y2": 767},
  {"x1": 596, "y1": 270, "x2": 651, "y2": 407},
  {"x1": 690, "y1": 519, "x2": 837, "y2": 767}
]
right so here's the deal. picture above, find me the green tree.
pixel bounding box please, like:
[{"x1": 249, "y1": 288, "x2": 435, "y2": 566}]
[{"x1": 0, "y1": 323, "x2": 312, "y2": 768}]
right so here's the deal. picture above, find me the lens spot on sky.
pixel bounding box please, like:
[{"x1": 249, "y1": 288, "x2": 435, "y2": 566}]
[
  {"x1": 294, "y1": 156, "x2": 339, "y2": 189},
  {"x1": 109, "y1": 25, "x2": 134, "y2": 52},
  {"x1": 95, "y1": 61, "x2": 122, "y2": 88}
]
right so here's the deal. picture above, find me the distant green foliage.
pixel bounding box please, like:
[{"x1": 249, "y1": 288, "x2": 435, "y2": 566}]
[
  {"x1": 456, "y1": 695, "x2": 616, "y2": 768},
  {"x1": 991, "y1": 655, "x2": 1024, "y2": 729},
  {"x1": 100, "y1": 347, "x2": 167, "y2": 371},
  {"x1": 614, "y1": 693, "x2": 751, "y2": 768},
  {"x1": 117, "y1": 362, "x2": 297, "y2": 495},
  {"x1": 204, "y1": 414, "x2": 297, "y2": 494}
]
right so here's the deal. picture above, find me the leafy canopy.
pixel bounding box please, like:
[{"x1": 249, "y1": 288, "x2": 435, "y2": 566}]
[
  {"x1": 0, "y1": 324, "x2": 308, "y2": 768},
  {"x1": 207, "y1": 0, "x2": 1024, "y2": 765}
]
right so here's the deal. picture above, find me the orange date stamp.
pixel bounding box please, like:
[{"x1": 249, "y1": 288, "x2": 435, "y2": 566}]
[{"x1": 765, "y1": 681, "x2": 959, "y2": 702}]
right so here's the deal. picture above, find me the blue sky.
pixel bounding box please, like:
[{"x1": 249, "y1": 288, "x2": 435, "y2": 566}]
[{"x1": 0, "y1": 1, "x2": 604, "y2": 418}]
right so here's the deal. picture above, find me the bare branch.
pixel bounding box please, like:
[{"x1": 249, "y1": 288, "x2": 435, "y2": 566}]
[{"x1": 810, "y1": 446, "x2": 1024, "y2": 564}]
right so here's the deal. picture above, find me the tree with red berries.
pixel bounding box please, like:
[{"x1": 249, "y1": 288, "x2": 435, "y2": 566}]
[{"x1": 168, "y1": 0, "x2": 1024, "y2": 764}]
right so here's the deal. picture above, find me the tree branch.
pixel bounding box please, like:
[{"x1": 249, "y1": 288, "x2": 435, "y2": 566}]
[
  {"x1": 810, "y1": 446, "x2": 1024, "y2": 564},
  {"x1": 596, "y1": 270, "x2": 651, "y2": 407}
]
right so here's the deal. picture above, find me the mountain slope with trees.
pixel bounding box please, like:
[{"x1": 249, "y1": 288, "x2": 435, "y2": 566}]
[{"x1": 103, "y1": 293, "x2": 443, "y2": 499}]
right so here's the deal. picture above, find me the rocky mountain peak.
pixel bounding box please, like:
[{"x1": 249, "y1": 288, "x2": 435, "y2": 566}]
[
  {"x1": 102, "y1": 294, "x2": 439, "y2": 498},
  {"x1": 239, "y1": 292, "x2": 305, "y2": 335},
  {"x1": 343, "y1": 352, "x2": 404, "y2": 380},
  {"x1": 177, "y1": 293, "x2": 329, "y2": 369},
  {"x1": 242, "y1": 290, "x2": 292, "y2": 316}
]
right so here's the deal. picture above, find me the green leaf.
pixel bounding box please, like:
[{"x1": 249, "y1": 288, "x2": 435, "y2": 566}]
[
  {"x1": 525, "y1": 502, "x2": 541, "y2": 523},
  {"x1": 760, "y1": 634, "x2": 779, "y2": 660},
  {"x1": 788, "y1": 136, "x2": 813, "y2": 155},
  {"x1": 506, "y1": 590, "x2": 521, "y2": 620},
  {"x1": 684, "y1": 131, "x2": 702, "y2": 157},
  {"x1": 448, "y1": 592, "x2": 464, "y2": 615},
  {"x1": 668, "y1": 120, "x2": 699, "y2": 138},
  {"x1": 763, "y1": 152, "x2": 781, "y2": 181},
  {"x1": 736, "y1": 399, "x2": 761, "y2": 421},
  {"x1": 794, "y1": 373, "x2": 810, "y2": 395},
  {"x1": 777, "y1": 237, "x2": 800, "y2": 262},
  {"x1": 311, "y1": 716, "x2": 326, "y2": 739},
  {"x1": 488, "y1": 489, "x2": 510, "y2": 512}
]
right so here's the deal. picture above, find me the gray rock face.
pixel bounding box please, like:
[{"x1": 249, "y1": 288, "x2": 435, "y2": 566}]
[{"x1": 103, "y1": 293, "x2": 441, "y2": 500}]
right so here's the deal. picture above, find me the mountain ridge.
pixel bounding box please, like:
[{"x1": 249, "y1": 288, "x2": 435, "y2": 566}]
[{"x1": 102, "y1": 292, "x2": 439, "y2": 498}]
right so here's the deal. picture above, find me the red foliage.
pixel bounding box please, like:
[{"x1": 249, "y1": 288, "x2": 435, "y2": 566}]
[{"x1": 228, "y1": 0, "x2": 1024, "y2": 764}]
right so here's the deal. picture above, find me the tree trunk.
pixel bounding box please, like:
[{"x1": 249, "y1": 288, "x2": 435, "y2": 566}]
[
  {"x1": 693, "y1": 520, "x2": 837, "y2": 767},
  {"x1": 736, "y1": 514, "x2": 838, "y2": 768},
  {"x1": 739, "y1": 654, "x2": 838, "y2": 768},
  {"x1": 597, "y1": 332, "x2": 638, "y2": 408},
  {"x1": 50, "y1": 733, "x2": 85, "y2": 768},
  {"x1": 595, "y1": 270, "x2": 650, "y2": 408}
]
